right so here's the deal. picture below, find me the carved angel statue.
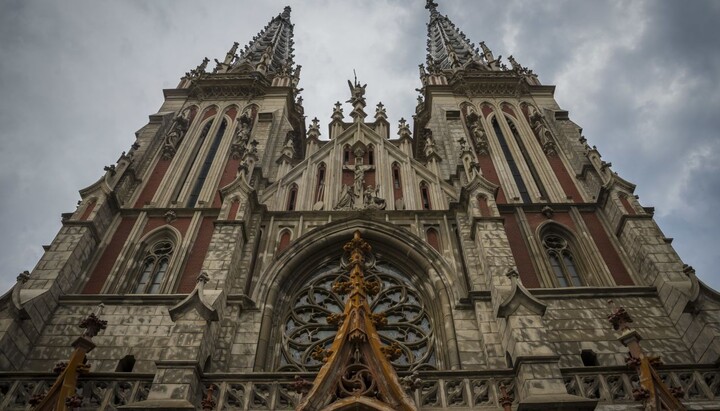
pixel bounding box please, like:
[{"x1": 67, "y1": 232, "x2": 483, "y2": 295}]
[{"x1": 346, "y1": 78, "x2": 367, "y2": 105}]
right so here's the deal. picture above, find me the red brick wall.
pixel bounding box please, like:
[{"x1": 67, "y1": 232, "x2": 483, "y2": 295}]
[
  {"x1": 228, "y1": 199, "x2": 240, "y2": 220},
  {"x1": 619, "y1": 195, "x2": 637, "y2": 215},
  {"x1": 581, "y1": 212, "x2": 633, "y2": 285},
  {"x1": 503, "y1": 213, "x2": 540, "y2": 288},
  {"x1": 83, "y1": 217, "x2": 137, "y2": 293},
  {"x1": 547, "y1": 155, "x2": 583, "y2": 202},
  {"x1": 477, "y1": 154, "x2": 506, "y2": 204},
  {"x1": 213, "y1": 157, "x2": 239, "y2": 208},
  {"x1": 177, "y1": 217, "x2": 216, "y2": 293},
  {"x1": 79, "y1": 199, "x2": 96, "y2": 220},
  {"x1": 134, "y1": 159, "x2": 170, "y2": 208}
]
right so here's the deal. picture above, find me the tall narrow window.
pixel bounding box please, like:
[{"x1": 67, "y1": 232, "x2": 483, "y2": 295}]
[
  {"x1": 543, "y1": 234, "x2": 583, "y2": 287},
  {"x1": 492, "y1": 117, "x2": 531, "y2": 203},
  {"x1": 287, "y1": 184, "x2": 298, "y2": 211},
  {"x1": 187, "y1": 119, "x2": 227, "y2": 207},
  {"x1": 507, "y1": 118, "x2": 548, "y2": 200},
  {"x1": 315, "y1": 163, "x2": 326, "y2": 203},
  {"x1": 420, "y1": 182, "x2": 432, "y2": 210},
  {"x1": 343, "y1": 146, "x2": 351, "y2": 164},
  {"x1": 174, "y1": 120, "x2": 213, "y2": 203},
  {"x1": 368, "y1": 147, "x2": 374, "y2": 165},
  {"x1": 133, "y1": 240, "x2": 174, "y2": 293},
  {"x1": 391, "y1": 162, "x2": 403, "y2": 203}
]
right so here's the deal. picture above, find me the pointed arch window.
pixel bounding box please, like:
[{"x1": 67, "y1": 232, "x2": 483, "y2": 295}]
[
  {"x1": 132, "y1": 239, "x2": 174, "y2": 293},
  {"x1": 187, "y1": 118, "x2": 227, "y2": 207},
  {"x1": 420, "y1": 181, "x2": 432, "y2": 210},
  {"x1": 315, "y1": 163, "x2": 326, "y2": 203},
  {"x1": 391, "y1": 162, "x2": 403, "y2": 203},
  {"x1": 368, "y1": 146, "x2": 375, "y2": 165},
  {"x1": 542, "y1": 234, "x2": 583, "y2": 287},
  {"x1": 492, "y1": 117, "x2": 531, "y2": 203},
  {"x1": 343, "y1": 145, "x2": 352, "y2": 164},
  {"x1": 174, "y1": 119, "x2": 214, "y2": 203},
  {"x1": 287, "y1": 184, "x2": 298, "y2": 211}
]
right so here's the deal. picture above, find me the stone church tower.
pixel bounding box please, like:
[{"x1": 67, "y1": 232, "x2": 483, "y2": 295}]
[{"x1": 0, "y1": 2, "x2": 718, "y2": 410}]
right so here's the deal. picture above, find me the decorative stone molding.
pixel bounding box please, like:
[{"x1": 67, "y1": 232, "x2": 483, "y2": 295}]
[
  {"x1": 496, "y1": 268, "x2": 547, "y2": 318},
  {"x1": 168, "y1": 272, "x2": 220, "y2": 322}
]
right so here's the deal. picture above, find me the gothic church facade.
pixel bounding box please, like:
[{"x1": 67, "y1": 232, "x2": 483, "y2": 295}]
[{"x1": 0, "y1": 2, "x2": 718, "y2": 410}]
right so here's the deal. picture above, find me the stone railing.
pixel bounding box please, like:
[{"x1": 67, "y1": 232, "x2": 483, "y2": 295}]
[
  {"x1": 0, "y1": 373, "x2": 152, "y2": 410},
  {"x1": 198, "y1": 371, "x2": 516, "y2": 410},
  {"x1": 1, "y1": 367, "x2": 717, "y2": 410},
  {"x1": 562, "y1": 365, "x2": 720, "y2": 406}
]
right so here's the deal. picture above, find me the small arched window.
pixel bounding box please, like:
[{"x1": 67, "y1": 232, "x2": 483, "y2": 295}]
[
  {"x1": 277, "y1": 230, "x2": 291, "y2": 253},
  {"x1": 315, "y1": 163, "x2": 326, "y2": 203},
  {"x1": 426, "y1": 227, "x2": 441, "y2": 252},
  {"x1": 368, "y1": 146, "x2": 375, "y2": 165},
  {"x1": 420, "y1": 182, "x2": 432, "y2": 210},
  {"x1": 133, "y1": 239, "x2": 174, "y2": 293},
  {"x1": 542, "y1": 234, "x2": 582, "y2": 287},
  {"x1": 391, "y1": 162, "x2": 403, "y2": 203},
  {"x1": 287, "y1": 184, "x2": 298, "y2": 211},
  {"x1": 343, "y1": 145, "x2": 352, "y2": 164}
]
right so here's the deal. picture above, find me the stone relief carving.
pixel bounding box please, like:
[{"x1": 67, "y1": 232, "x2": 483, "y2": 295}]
[
  {"x1": 161, "y1": 109, "x2": 191, "y2": 160},
  {"x1": 528, "y1": 105, "x2": 557, "y2": 155}
]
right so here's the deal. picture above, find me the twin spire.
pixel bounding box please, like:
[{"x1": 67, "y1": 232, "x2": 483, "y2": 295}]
[{"x1": 191, "y1": 1, "x2": 524, "y2": 84}]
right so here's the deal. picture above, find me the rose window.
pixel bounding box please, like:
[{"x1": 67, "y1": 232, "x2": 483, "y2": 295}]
[{"x1": 277, "y1": 260, "x2": 436, "y2": 371}]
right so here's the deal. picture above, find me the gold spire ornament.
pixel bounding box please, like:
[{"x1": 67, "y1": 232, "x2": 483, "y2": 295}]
[{"x1": 296, "y1": 231, "x2": 417, "y2": 411}]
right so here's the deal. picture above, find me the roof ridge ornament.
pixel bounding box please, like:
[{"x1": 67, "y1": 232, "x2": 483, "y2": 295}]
[{"x1": 297, "y1": 231, "x2": 418, "y2": 411}]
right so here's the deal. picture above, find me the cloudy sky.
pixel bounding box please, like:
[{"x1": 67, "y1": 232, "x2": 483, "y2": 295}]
[{"x1": 0, "y1": 0, "x2": 718, "y2": 293}]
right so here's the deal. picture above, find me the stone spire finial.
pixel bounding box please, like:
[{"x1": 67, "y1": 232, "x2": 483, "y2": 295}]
[
  {"x1": 374, "y1": 102, "x2": 387, "y2": 120},
  {"x1": 228, "y1": 6, "x2": 296, "y2": 77},
  {"x1": 397, "y1": 118, "x2": 412, "y2": 140},
  {"x1": 307, "y1": 117, "x2": 321, "y2": 140},
  {"x1": 424, "y1": 0, "x2": 487, "y2": 71},
  {"x1": 331, "y1": 101, "x2": 344, "y2": 121}
]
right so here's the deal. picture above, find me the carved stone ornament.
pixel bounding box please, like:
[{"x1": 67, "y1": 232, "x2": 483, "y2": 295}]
[{"x1": 296, "y1": 231, "x2": 419, "y2": 411}]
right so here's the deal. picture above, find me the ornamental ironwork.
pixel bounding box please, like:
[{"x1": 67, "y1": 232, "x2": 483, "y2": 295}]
[{"x1": 278, "y1": 260, "x2": 436, "y2": 372}]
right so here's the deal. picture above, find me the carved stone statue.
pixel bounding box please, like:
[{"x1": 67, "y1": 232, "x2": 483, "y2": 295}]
[
  {"x1": 234, "y1": 113, "x2": 252, "y2": 144},
  {"x1": 334, "y1": 185, "x2": 355, "y2": 210},
  {"x1": 257, "y1": 49, "x2": 272, "y2": 73},
  {"x1": 424, "y1": 133, "x2": 437, "y2": 157},
  {"x1": 346, "y1": 78, "x2": 367, "y2": 106},
  {"x1": 363, "y1": 185, "x2": 386, "y2": 210},
  {"x1": 162, "y1": 109, "x2": 191, "y2": 159},
  {"x1": 528, "y1": 106, "x2": 556, "y2": 155}
]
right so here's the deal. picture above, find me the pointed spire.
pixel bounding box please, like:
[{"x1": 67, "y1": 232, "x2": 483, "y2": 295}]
[
  {"x1": 424, "y1": 1, "x2": 490, "y2": 71},
  {"x1": 229, "y1": 6, "x2": 297, "y2": 77}
]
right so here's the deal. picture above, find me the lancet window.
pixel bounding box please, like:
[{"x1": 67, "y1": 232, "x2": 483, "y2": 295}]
[
  {"x1": 542, "y1": 234, "x2": 583, "y2": 287},
  {"x1": 131, "y1": 239, "x2": 174, "y2": 294},
  {"x1": 187, "y1": 118, "x2": 227, "y2": 207},
  {"x1": 287, "y1": 184, "x2": 298, "y2": 211},
  {"x1": 277, "y1": 259, "x2": 436, "y2": 372},
  {"x1": 420, "y1": 181, "x2": 432, "y2": 210}
]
